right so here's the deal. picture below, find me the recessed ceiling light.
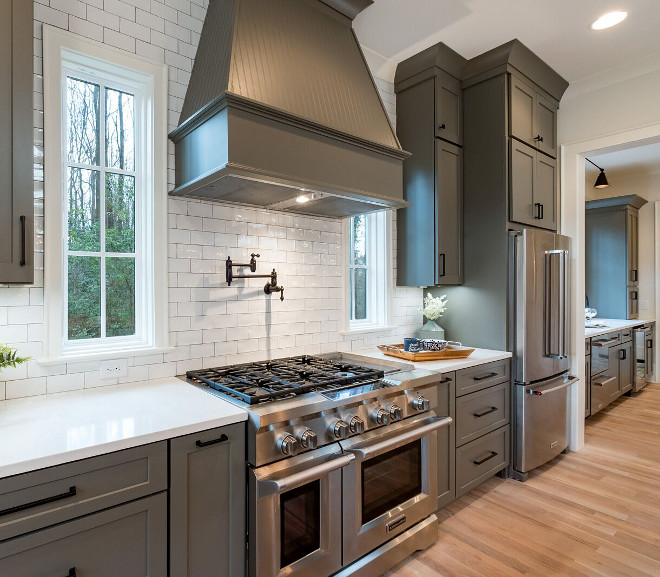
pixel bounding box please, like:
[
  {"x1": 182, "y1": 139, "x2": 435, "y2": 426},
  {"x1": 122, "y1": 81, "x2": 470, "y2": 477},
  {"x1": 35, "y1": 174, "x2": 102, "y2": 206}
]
[
  {"x1": 591, "y1": 11, "x2": 628, "y2": 30},
  {"x1": 296, "y1": 195, "x2": 310, "y2": 203}
]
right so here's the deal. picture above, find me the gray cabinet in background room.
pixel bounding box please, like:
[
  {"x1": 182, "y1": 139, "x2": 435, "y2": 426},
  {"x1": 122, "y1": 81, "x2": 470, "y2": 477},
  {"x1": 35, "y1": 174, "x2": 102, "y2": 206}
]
[
  {"x1": 586, "y1": 194, "x2": 647, "y2": 319},
  {"x1": 0, "y1": 0, "x2": 34, "y2": 283},
  {"x1": 395, "y1": 43, "x2": 466, "y2": 287}
]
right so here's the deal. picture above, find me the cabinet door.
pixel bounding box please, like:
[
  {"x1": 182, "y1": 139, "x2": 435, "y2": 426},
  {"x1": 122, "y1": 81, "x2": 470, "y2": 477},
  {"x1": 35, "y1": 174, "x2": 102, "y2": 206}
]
[
  {"x1": 434, "y1": 374, "x2": 455, "y2": 510},
  {"x1": 435, "y1": 71, "x2": 462, "y2": 145},
  {"x1": 170, "y1": 423, "x2": 246, "y2": 577},
  {"x1": 627, "y1": 286, "x2": 639, "y2": 319},
  {"x1": 509, "y1": 139, "x2": 537, "y2": 227},
  {"x1": 627, "y1": 208, "x2": 639, "y2": 283},
  {"x1": 0, "y1": 494, "x2": 167, "y2": 576},
  {"x1": 510, "y1": 75, "x2": 535, "y2": 147},
  {"x1": 436, "y1": 140, "x2": 463, "y2": 284},
  {"x1": 535, "y1": 153, "x2": 557, "y2": 231},
  {"x1": 585, "y1": 357, "x2": 591, "y2": 418},
  {"x1": 535, "y1": 95, "x2": 557, "y2": 157},
  {"x1": 619, "y1": 341, "x2": 633, "y2": 394},
  {"x1": 0, "y1": 0, "x2": 33, "y2": 283},
  {"x1": 608, "y1": 347, "x2": 622, "y2": 402}
]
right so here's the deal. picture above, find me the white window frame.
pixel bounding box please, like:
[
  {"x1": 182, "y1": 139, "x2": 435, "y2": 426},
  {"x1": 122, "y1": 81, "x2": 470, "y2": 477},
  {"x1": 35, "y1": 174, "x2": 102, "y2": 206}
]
[
  {"x1": 42, "y1": 27, "x2": 170, "y2": 362},
  {"x1": 343, "y1": 210, "x2": 393, "y2": 333}
]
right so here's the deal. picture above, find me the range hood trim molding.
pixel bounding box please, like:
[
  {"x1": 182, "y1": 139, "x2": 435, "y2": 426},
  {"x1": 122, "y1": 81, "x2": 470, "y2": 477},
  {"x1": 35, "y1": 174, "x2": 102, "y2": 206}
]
[{"x1": 170, "y1": 92, "x2": 409, "y2": 161}]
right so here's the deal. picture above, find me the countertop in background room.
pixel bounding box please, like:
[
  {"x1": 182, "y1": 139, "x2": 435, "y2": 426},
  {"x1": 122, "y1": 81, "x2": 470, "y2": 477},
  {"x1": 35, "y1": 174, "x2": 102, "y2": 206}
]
[{"x1": 585, "y1": 318, "x2": 654, "y2": 338}]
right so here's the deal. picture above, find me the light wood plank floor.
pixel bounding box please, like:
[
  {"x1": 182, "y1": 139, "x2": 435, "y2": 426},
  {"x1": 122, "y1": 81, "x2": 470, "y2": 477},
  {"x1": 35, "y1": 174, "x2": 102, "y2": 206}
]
[{"x1": 387, "y1": 383, "x2": 660, "y2": 577}]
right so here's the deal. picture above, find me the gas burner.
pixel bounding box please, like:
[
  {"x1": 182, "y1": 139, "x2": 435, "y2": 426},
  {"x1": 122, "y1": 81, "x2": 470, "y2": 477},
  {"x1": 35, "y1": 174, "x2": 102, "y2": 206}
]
[{"x1": 186, "y1": 355, "x2": 386, "y2": 405}]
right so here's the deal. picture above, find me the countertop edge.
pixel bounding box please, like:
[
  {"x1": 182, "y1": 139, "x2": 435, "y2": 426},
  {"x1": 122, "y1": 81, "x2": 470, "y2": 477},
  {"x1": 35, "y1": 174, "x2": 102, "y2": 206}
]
[{"x1": 585, "y1": 319, "x2": 654, "y2": 338}]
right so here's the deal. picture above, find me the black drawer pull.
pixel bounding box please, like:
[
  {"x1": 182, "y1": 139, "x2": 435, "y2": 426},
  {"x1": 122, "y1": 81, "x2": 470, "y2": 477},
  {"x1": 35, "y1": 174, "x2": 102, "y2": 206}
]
[
  {"x1": 619, "y1": 349, "x2": 626, "y2": 360},
  {"x1": 19, "y1": 215, "x2": 26, "y2": 266},
  {"x1": 196, "y1": 434, "x2": 228, "y2": 447},
  {"x1": 0, "y1": 486, "x2": 76, "y2": 517},
  {"x1": 438, "y1": 377, "x2": 453, "y2": 384},
  {"x1": 648, "y1": 340, "x2": 653, "y2": 349},
  {"x1": 473, "y1": 451, "x2": 498, "y2": 466},
  {"x1": 66, "y1": 569, "x2": 77, "y2": 577},
  {"x1": 473, "y1": 372, "x2": 498, "y2": 381},
  {"x1": 473, "y1": 406, "x2": 498, "y2": 418}
]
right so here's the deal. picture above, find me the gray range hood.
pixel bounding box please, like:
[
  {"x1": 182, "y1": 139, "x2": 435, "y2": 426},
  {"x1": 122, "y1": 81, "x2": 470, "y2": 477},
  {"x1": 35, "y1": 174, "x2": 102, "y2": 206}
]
[{"x1": 168, "y1": 0, "x2": 410, "y2": 218}]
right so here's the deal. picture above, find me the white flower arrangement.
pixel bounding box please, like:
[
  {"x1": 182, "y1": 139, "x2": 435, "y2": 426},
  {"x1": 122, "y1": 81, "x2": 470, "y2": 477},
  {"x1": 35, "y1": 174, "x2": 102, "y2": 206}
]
[{"x1": 421, "y1": 293, "x2": 448, "y2": 321}]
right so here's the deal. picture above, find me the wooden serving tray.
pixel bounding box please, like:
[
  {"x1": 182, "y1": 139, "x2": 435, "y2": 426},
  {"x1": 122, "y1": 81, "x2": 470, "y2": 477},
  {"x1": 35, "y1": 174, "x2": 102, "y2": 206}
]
[{"x1": 377, "y1": 344, "x2": 475, "y2": 361}]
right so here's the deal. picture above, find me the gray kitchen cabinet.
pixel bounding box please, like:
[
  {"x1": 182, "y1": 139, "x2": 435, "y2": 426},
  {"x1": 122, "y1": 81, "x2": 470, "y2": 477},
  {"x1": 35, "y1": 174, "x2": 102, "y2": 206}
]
[
  {"x1": 0, "y1": 493, "x2": 167, "y2": 576},
  {"x1": 510, "y1": 74, "x2": 557, "y2": 157},
  {"x1": 585, "y1": 338, "x2": 591, "y2": 418},
  {"x1": 395, "y1": 43, "x2": 466, "y2": 287},
  {"x1": 431, "y1": 373, "x2": 456, "y2": 510},
  {"x1": 509, "y1": 140, "x2": 557, "y2": 231},
  {"x1": 169, "y1": 423, "x2": 246, "y2": 577},
  {"x1": 586, "y1": 195, "x2": 647, "y2": 319},
  {"x1": 0, "y1": 0, "x2": 33, "y2": 283},
  {"x1": 619, "y1": 339, "x2": 634, "y2": 395}
]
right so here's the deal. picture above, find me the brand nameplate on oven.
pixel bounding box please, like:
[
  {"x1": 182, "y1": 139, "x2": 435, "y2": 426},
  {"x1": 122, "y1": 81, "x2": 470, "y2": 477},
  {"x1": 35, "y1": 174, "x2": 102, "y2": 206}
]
[{"x1": 387, "y1": 515, "x2": 407, "y2": 532}]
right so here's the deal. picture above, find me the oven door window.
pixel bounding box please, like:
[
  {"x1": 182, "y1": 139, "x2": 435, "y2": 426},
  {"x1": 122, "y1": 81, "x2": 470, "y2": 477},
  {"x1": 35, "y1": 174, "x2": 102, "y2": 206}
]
[
  {"x1": 361, "y1": 440, "x2": 422, "y2": 524},
  {"x1": 280, "y1": 480, "x2": 321, "y2": 568}
]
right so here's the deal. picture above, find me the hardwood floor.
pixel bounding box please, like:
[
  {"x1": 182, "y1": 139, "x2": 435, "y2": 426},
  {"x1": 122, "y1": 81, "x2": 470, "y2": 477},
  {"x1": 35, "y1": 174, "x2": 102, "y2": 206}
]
[{"x1": 387, "y1": 383, "x2": 660, "y2": 577}]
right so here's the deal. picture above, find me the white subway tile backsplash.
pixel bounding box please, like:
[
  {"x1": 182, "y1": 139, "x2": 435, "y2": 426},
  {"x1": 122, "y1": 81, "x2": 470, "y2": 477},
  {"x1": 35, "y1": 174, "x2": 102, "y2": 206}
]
[
  {"x1": 47, "y1": 372, "x2": 85, "y2": 394},
  {"x1": 6, "y1": 377, "x2": 47, "y2": 399}
]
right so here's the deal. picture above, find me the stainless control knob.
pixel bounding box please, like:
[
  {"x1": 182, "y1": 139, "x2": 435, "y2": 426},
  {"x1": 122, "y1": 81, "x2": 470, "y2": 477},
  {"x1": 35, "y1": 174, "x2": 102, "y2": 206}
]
[
  {"x1": 331, "y1": 420, "x2": 350, "y2": 440},
  {"x1": 279, "y1": 434, "x2": 298, "y2": 456},
  {"x1": 412, "y1": 395, "x2": 430, "y2": 412},
  {"x1": 373, "y1": 408, "x2": 390, "y2": 426},
  {"x1": 348, "y1": 416, "x2": 365, "y2": 434},
  {"x1": 389, "y1": 403, "x2": 403, "y2": 422},
  {"x1": 299, "y1": 429, "x2": 318, "y2": 450}
]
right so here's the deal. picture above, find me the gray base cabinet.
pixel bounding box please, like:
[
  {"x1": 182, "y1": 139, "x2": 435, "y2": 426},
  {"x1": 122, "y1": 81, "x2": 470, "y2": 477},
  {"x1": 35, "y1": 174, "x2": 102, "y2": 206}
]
[
  {"x1": 0, "y1": 0, "x2": 34, "y2": 283},
  {"x1": 169, "y1": 422, "x2": 246, "y2": 577},
  {"x1": 432, "y1": 374, "x2": 456, "y2": 510},
  {"x1": 0, "y1": 494, "x2": 167, "y2": 576},
  {"x1": 589, "y1": 329, "x2": 635, "y2": 416}
]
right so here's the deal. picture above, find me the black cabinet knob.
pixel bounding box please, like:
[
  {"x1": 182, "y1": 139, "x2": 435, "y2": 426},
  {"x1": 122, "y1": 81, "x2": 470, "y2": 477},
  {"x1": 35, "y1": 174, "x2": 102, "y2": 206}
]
[
  {"x1": 534, "y1": 134, "x2": 544, "y2": 143},
  {"x1": 438, "y1": 123, "x2": 446, "y2": 130}
]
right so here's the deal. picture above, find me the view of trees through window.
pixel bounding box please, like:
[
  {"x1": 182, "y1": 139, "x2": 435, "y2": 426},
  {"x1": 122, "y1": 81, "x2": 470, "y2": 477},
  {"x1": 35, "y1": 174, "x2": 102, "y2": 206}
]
[
  {"x1": 349, "y1": 214, "x2": 368, "y2": 321},
  {"x1": 66, "y1": 76, "x2": 136, "y2": 340}
]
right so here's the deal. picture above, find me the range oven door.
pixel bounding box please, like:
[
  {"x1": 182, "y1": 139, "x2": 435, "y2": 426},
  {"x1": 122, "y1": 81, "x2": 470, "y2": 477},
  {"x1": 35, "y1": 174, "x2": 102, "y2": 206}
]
[
  {"x1": 340, "y1": 415, "x2": 452, "y2": 565},
  {"x1": 249, "y1": 445, "x2": 353, "y2": 577}
]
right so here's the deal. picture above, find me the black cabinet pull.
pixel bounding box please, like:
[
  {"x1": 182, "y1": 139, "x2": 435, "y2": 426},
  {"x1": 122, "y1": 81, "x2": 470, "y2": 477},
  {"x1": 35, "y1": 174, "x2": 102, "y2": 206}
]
[
  {"x1": 473, "y1": 372, "x2": 498, "y2": 381},
  {"x1": 620, "y1": 349, "x2": 626, "y2": 360},
  {"x1": 0, "y1": 486, "x2": 76, "y2": 517},
  {"x1": 534, "y1": 203, "x2": 542, "y2": 220},
  {"x1": 196, "y1": 434, "x2": 228, "y2": 448},
  {"x1": 540, "y1": 204, "x2": 544, "y2": 220},
  {"x1": 632, "y1": 269, "x2": 638, "y2": 282},
  {"x1": 66, "y1": 569, "x2": 77, "y2": 577},
  {"x1": 473, "y1": 406, "x2": 498, "y2": 418},
  {"x1": 473, "y1": 451, "x2": 498, "y2": 466},
  {"x1": 439, "y1": 253, "x2": 446, "y2": 277},
  {"x1": 438, "y1": 123, "x2": 446, "y2": 130},
  {"x1": 438, "y1": 377, "x2": 453, "y2": 384},
  {"x1": 631, "y1": 291, "x2": 638, "y2": 301},
  {"x1": 19, "y1": 215, "x2": 26, "y2": 266},
  {"x1": 648, "y1": 340, "x2": 653, "y2": 349},
  {"x1": 534, "y1": 134, "x2": 544, "y2": 143}
]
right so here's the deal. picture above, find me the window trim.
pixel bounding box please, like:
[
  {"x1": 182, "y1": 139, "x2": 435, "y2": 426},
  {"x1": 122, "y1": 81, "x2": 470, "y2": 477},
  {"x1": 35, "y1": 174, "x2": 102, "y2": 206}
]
[
  {"x1": 343, "y1": 210, "x2": 393, "y2": 333},
  {"x1": 42, "y1": 26, "x2": 170, "y2": 362}
]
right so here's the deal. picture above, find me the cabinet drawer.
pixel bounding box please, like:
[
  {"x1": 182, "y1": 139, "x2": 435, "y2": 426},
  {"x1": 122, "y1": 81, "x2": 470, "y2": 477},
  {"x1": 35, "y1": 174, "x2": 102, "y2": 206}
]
[
  {"x1": 620, "y1": 327, "x2": 633, "y2": 342},
  {"x1": 456, "y1": 426, "x2": 509, "y2": 498},
  {"x1": 456, "y1": 360, "x2": 510, "y2": 396},
  {"x1": 590, "y1": 374, "x2": 619, "y2": 415},
  {"x1": 0, "y1": 493, "x2": 167, "y2": 576},
  {"x1": 592, "y1": 332, "x2": 621, "y2": 349},
  {"x1": 0, "y1": 442, "x2": 167, "y2": 541},
  {"x1": 456, "y1": 382, "x2": 509, "y2": 447}
]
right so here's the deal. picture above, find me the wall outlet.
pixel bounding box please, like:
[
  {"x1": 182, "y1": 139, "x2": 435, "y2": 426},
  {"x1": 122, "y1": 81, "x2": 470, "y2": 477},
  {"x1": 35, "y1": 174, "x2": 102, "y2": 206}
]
[
  {"x1": 100, "y1": 359, "x2": 128, "y2": 380},
  {"x1": 639, "y1": 300, "x2": 650, "y2": 311}
]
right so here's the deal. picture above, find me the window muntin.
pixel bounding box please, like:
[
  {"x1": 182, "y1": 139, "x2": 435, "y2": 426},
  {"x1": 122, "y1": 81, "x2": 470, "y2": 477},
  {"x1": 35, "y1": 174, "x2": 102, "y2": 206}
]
[{"x1": 64, "y1": 74, "x2": 138, "y2": 343}]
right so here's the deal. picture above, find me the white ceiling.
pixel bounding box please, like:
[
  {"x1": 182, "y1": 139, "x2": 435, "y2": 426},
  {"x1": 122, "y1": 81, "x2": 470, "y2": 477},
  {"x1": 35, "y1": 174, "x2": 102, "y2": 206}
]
[
  {"x1": 354, "y1": 0, "x2": 660, "y2": 87},
  {"x1": 585, "y1": 141, "x2": 660, "y2": 183}
]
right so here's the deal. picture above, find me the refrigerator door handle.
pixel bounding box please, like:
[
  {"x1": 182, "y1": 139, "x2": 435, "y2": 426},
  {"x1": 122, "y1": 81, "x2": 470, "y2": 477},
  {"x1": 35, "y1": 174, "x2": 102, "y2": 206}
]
[
  {"x1": 544, "y1": 249, "x2": 569, "y2": 359},
  {"x1": 527, "y1": 375, "x2": 578, "y2": 395}
]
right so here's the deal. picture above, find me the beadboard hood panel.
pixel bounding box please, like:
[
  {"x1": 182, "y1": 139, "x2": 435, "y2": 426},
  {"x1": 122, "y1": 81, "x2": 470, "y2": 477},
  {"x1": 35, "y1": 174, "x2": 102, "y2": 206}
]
[{"x1": 169, "y1": 0, "x2": 409, "y2": 218}]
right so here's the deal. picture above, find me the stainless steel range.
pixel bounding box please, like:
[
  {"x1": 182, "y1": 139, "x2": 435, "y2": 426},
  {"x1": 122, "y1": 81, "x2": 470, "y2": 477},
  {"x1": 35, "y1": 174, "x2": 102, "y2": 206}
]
[{"x1": 185, "y1": 353, "x2": 452, "y2": 577}]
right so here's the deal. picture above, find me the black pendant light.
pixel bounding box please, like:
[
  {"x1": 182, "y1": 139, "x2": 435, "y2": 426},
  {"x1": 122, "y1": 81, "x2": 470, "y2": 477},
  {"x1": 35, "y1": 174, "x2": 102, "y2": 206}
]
[{"x1": 586, "y1": 158, "x2": 610, "y2": 189}]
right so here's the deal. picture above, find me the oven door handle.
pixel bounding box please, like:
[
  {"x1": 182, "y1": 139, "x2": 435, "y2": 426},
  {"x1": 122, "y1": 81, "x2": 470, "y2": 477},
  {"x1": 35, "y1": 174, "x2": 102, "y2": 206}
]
[
  {"x1": 344, "y1": 416, "x2": 452, "y2": 461},
  {"x1": 257, "y1": 453, "x2": 354, "y2": 498}
]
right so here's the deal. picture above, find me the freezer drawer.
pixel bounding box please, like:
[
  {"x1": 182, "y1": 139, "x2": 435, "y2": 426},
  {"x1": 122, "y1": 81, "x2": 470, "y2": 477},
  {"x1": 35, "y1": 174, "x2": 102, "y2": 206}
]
[
  {"x1": 514, "y1": 374, "x2": 577, "y2": 475},
  {"x1": 591, "y1": 373, "x2": 619, "y2": 415}
]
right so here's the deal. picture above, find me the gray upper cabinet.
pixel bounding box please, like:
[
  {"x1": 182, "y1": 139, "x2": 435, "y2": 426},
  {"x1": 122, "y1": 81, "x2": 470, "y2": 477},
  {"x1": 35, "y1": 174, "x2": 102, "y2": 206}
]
[
  {"x1": 169, "y1": 423, "x2": 246, "y2": 577},
  {"x1": 435, "y1": 71, "x2": 462, "y2": 145},
  {"x1": 0, "y1": 0, "x2": 33, "y2": 284},
  {"x1": 510, "y1": 74, "x2": 557, "y2": 158},
  {"x1": 585, "y1": 194, "x2": 647, "y2": 319},
  {"x1": 509, "y1": 140, "x2": 557, "y2": 231},
  {"x1": 395, "y1": 43, "x2": 466, "y2": 287}
]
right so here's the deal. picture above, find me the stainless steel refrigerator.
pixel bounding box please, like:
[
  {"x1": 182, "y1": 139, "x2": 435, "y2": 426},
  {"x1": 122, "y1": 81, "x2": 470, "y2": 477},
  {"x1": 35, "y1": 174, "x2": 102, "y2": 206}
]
[{"x1": 510, "y1": 228, "x2": 578, "y2": 481}]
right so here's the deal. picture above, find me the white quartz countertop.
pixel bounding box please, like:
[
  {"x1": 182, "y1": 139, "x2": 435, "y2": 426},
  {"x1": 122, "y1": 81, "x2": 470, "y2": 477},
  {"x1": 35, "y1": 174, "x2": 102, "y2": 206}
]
[
  {"x1": 0, "y1": 378, "x2": 247, "y2": 479},
  {"x1": 347, "y1": 347, "x2": 512, "y2": 373},
  {"x1": 585, "y1": 318, "x2": 653, "y2": 338}
]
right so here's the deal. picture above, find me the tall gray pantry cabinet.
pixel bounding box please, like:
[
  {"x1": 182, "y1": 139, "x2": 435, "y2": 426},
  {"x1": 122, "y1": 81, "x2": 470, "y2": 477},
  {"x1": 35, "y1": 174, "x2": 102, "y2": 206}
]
[
  {"x1": 395, "y1": 43, "x2": 466, "y2": 287},
  {"x1": 0, "y1": 0, "x2": 33, "y2": 283}
]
